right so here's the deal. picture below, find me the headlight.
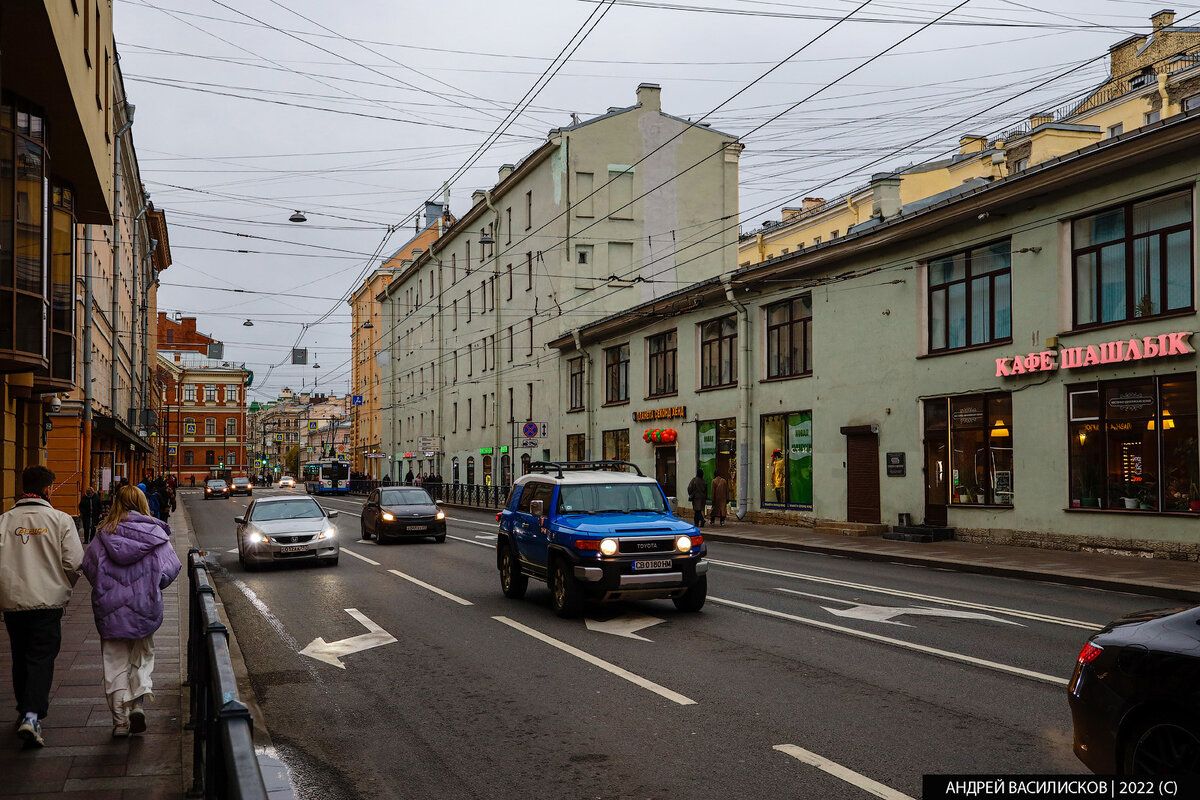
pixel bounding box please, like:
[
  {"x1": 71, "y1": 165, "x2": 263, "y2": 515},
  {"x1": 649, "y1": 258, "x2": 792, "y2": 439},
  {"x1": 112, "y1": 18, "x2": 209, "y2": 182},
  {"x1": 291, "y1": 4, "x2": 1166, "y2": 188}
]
[
  {"x1": 599, "y1": 538, "x2": 618, "y2": 556},
  {"x1": 247, "y1": 531, "x2": 265, "y2": 544},
  {"x1": 675, "y1": 535, "x2": 692, "y2": 553},
  {"x1": 317, "y1": 526, "x2": 336, "y2": 540},
  {"x1": 381, "y1": 511, "x2": 395, "y2": 521},
  {"x1": 435, "y1": 510, "x2": 445, "y2": 521}
]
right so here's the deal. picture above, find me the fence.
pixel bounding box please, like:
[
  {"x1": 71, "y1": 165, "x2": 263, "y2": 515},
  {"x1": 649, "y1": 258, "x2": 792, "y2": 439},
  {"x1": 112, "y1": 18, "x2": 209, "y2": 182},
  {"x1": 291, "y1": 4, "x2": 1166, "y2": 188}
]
[
  {"x1": 186, "y1": 550, "x2": 269, "y2": 800},
  {"x1": 347, "y1": 480, "x2": 511, "y2": 510}
]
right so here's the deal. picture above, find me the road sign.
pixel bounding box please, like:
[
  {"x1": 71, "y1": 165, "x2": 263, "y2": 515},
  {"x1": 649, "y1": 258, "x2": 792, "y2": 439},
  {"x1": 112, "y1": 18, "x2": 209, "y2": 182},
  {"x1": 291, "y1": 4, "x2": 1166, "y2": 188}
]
[
  {"x1": 308, "y1": 421, "x2": 318, "y2": 431},
  {"x1": 518, "y1": 438, "x2": 539, "y2": 449},
  {"x1": 521, "y1": 421, "x2": 540, "y2": 438},
  {"x1": 185, "y1": 422, "x2": 196, "y2": 435},
  {"x1": 298, "y1": 608, "x2": 397, "y2": 669},
  {"x1": 167, "y1": 445, "x2": 177, "y2": 456},
  {"x1": 417, "y1": 435, "x2": 442, "y2": 453},
  {"x1": 274, "y1": 433, "x2": 284, "y2": 442},
  {"x1": 351, "y1": 395, "x2": 364, "y2": 406}
]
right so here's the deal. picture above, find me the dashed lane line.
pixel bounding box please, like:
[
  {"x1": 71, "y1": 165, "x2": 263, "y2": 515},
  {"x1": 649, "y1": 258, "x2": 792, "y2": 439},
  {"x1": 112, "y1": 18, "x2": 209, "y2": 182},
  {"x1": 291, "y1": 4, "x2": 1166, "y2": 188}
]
[
  {"x1": 773, "y1": 745, "x2": 915, "y2": 800},
  {"x1": 447, "y1": 534, "x2": 493, "y2": 549},
  {"x1": 492, "y1": 616, "x2": 696, "y2": 706},
  {"x1": 387, "y1": 569, "x2": 473, "y2": 606},
  {"x1": 341, "y1": 548, "x2": 381, "y2": 566},
  {"x1": 709, "y1": 596, "x2": 1069, "y2": 687}
]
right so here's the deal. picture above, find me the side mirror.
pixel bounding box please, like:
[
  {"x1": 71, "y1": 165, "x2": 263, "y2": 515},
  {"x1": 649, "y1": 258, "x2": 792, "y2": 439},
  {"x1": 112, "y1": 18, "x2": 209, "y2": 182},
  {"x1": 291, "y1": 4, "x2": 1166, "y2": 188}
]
[
  {"x1": 666, "y1": 497, "x2": 675, "y2": 513},
  {"x1": 435, "y1": 500, "x2": 443, "y2": 506},
  {"x1": 326, "y1": 509, "x2": 340, "y2": 519},
  {"x1": 234, "y1": 516, "x2": 245, "y2": 525},
  {"x1": 529, "y1": 499, "x2": 544, "y2": 517}
]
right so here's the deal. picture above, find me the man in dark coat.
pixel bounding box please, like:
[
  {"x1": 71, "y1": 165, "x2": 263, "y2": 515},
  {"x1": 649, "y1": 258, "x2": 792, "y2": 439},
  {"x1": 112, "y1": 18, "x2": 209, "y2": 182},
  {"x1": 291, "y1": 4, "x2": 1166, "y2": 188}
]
[
  {"x1": 685, "y1": 470, "x2": 707, "y2": 528},
  {"x1": 78, "y1": 487, "x2": 102, "y2": 543}
]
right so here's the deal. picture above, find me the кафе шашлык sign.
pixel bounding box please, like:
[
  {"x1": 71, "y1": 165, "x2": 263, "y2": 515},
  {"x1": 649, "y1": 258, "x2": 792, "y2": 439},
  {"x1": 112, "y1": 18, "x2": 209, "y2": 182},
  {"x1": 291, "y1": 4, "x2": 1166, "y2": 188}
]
[{"x1": 994, "y1": 331, "x2": 1195, "y2": 377}]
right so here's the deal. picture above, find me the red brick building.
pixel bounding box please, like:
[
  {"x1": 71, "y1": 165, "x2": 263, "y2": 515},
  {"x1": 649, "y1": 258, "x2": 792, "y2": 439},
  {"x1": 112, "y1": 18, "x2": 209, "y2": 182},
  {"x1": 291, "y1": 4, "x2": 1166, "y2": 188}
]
[
  {"x1": 157, "y1": 351, "x2": 250, "y2": 485},
  {"x1": 157, "y1": 313, "x2": 218, "y2": 355}
]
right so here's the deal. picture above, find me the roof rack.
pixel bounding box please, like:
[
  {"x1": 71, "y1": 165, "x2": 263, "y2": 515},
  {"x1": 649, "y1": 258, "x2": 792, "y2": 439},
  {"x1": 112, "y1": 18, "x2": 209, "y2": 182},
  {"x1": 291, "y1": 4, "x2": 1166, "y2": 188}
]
[{"x1": 528, "y1": 460, "x2": 646, "y2": 479}]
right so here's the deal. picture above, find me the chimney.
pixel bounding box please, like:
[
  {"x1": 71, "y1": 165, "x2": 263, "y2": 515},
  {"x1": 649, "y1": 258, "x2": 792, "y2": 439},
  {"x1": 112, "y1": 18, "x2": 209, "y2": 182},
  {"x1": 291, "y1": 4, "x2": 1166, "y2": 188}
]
[
  {"x1": 1151, "y1": 9, "x2": 1175, "y2": 30},
  {"x1": 801, "y1": 196, "x2": 825, "y2": 212},
  {"x1": 1029, "y1": 112, "x2": 1054, "y2": 129},
  {"x1": 870, "y1": 172, "x2": 902, "y2": 220},
  {"x1": 636, "y1": 83, "x2": 661, "y2": 113},
  {"x1": 781, "y1": 207, "x2": 803, "y2": 221},
  {"x1": 411, "y1": 249, "x2": 423, "y2": 261},
  {"x1": 958, "y1": 134, "x2": 988, "y2": 154},
  {"x1": 423, "y1": 201, "x2": 443, "y2": 228},
  {"x1": 472, "y1": 189, "x2": 486, "y2": 206},
  {"x1": 498, "y1": 164, "x2": 515, "y2": 182}
]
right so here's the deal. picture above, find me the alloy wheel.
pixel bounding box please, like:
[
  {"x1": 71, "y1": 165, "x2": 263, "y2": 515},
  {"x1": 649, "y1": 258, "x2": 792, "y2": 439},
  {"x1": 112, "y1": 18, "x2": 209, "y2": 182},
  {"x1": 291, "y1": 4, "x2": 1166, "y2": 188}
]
[{"x1": 1131, "y1": 723, "x2": 1200, "y2": 775}]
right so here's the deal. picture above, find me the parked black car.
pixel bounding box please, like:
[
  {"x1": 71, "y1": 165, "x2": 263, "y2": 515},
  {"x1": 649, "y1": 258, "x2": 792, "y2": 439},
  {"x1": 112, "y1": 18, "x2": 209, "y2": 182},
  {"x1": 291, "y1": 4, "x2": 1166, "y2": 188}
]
[
  {"x1": 1068, "y1": 605, "x2": 1200, "y2": 775},
  {"x1": 360, "y1": 486, "x2": 446, "y2": 544}
]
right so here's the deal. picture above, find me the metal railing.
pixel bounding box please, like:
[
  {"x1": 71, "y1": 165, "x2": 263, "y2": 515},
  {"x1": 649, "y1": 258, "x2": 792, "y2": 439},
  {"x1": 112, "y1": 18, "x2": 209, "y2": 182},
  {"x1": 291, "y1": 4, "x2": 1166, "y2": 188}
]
[
  {"x1": 347, "y1": 480, "x2": 511, "y2": 510},
  {"x1": 186, "y1": 550, "x2": 268, "y2": 800}
]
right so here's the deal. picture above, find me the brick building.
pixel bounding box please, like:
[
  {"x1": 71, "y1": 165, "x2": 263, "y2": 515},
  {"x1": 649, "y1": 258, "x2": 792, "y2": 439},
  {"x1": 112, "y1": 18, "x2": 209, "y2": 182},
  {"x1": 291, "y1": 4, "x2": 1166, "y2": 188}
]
[
  {"x1": 157, "y1": 312, "x2": 217, "y2": 354},
  {"x1": 157, "y1": 351, "x2": 249, "y2": 485}
]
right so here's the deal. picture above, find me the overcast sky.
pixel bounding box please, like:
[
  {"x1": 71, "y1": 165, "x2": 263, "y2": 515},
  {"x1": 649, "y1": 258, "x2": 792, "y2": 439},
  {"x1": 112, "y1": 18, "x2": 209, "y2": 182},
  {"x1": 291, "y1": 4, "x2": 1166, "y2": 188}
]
[{"x1": 114, "y1": 0, "x2": 1198, "y2": 401}]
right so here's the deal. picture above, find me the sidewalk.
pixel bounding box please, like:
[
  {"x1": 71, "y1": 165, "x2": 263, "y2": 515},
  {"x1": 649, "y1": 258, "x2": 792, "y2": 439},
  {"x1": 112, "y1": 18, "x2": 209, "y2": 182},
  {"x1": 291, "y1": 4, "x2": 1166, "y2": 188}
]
[
  {"x1": 0, "y1": 516, "x2": 192, "y2": 797},
  {"x1": 701, "y1": 520, "x2": 1200, "y2": 602}
]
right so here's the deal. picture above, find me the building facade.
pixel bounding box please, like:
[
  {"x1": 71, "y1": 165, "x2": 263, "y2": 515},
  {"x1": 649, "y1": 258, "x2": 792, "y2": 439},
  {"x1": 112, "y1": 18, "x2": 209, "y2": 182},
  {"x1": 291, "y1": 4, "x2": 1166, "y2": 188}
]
[
  {"x1": 554, "y1": 109, "x2": 1200, "y2": 558},
  {"x1": 349, "y1": 203, "x2": 450, "y2": 478},
  {"x1": 157, "y1": 352, "x2": 249, "y2": 486},
  {"x1": 157, "y1": 312, "x2": 217, "y2": 354},
  {"x1": 379, "y1": 84, "x2": 742, "y2": 484}
]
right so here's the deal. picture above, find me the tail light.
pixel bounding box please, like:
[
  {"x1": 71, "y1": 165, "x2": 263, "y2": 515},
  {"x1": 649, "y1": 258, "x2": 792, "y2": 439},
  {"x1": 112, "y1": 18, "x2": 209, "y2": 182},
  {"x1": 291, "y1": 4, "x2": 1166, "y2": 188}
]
[
  {"x1": 496, "y1": 512, "x2": 502, "y2": 522},
  {"x1": 1077, "y1": 641, "x2": 1103, "y2": 666}
]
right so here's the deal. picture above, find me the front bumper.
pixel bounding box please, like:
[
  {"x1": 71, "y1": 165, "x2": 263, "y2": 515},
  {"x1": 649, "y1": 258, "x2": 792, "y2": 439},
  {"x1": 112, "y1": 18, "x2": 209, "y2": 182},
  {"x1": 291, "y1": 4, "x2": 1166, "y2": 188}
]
[
  {"x1": 378, "y1": 517, "x2": 446, "y2": 538},
  {"x1": 569, "y1": 552, "x2": 708, "y2": 600},
  {"x1": 243, "y1": 539, "x2": 339, "y2": 564}
]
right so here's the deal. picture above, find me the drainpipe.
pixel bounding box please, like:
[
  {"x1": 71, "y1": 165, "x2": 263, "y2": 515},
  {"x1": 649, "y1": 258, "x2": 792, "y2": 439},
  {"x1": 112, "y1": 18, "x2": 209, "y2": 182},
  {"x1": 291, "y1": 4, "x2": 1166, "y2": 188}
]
[
  {"x1": 82, "y1": 225, "x2": 95, "y2": 487},
  {"x1": 571, "y1": 328, "x2": 594, "y2": 460},
  {"x1": 485, "y1": 189, "x2": 502, "y2": 469},
  {"x1": 109, "y1": 111, "x2": 135, "y2": 428},
  {"x1": 723, "y1": 277, "x2": 751, "y2": 521}
]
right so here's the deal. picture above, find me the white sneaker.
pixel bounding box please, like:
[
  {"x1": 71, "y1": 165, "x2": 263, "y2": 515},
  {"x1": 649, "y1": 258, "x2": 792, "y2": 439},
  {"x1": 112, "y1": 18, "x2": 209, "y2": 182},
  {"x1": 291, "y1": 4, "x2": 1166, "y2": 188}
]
[{"x1": 128, "y1": 701, "x2": 146, "y2": 735}]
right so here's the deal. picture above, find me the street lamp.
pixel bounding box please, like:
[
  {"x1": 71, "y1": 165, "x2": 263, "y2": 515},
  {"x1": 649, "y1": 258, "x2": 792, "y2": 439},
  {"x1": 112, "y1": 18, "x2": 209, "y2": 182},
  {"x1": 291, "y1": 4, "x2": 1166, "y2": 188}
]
[
  {"x1": 243, "y1": 319, "x2": 254, "y2": 327},
  {"x1": 289, "y1": 210, "x2": 308, "y2": 223},
  {"x1": 361, "y1": 321, "x2": 373, "y2": 329},
  {"x1": 478, "y1": 227, "x2": 494, "y2": 246}
]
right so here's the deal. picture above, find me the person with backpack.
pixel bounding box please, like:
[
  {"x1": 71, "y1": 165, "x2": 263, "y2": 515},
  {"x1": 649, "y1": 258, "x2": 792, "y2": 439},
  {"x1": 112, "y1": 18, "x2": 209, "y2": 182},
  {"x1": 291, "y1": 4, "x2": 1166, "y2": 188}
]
[{"x1": 80, "y1": 485, "x2": 182, "y2": 737}]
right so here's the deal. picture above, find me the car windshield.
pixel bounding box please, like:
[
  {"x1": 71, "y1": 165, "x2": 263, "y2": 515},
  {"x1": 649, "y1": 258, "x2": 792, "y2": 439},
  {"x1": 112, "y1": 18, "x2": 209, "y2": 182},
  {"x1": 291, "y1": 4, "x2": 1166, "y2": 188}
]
[
  {"x1": 207, "y1": 481, "x2": 226, "y2": 488},
  {"x1": 557, "y1": 483, "x2": 666, "y2": 515},
  {"x1": 381, "y1": 488, "x2": 432, "y2": 506},
  {"x1": 250, "y1": 499, "x2": 325, "y2": 521},
  {"x1": 233, "y1": 478, "x2": 249, "y2": 485}
]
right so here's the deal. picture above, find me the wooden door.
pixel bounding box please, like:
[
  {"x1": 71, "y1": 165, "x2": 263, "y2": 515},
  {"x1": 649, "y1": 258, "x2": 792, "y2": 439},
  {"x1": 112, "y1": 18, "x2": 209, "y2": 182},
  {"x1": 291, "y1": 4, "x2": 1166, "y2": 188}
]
[{"x1": 843, "y1": 428, "x2": 881, "y2": 524}]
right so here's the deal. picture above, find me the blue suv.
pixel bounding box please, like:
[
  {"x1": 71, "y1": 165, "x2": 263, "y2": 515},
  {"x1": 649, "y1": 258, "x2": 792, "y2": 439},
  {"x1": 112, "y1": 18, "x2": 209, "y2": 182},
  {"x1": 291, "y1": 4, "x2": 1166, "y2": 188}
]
[{"x1": 496, "y1": 461, "x2": 708, "y2": 617}]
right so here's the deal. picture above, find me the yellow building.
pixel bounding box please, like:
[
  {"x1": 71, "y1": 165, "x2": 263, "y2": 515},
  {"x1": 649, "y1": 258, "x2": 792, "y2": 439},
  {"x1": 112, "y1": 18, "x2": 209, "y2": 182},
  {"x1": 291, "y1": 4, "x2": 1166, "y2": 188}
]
[
  {"x1": 1, "y1": 2, "x2": 116, "y2": 509},
  {"x1": 741, "y1": 9, "x2": 1200, "y2": 267},
  {"x1": 348, "y1": 203, "x2": 451, "y2": 478}
]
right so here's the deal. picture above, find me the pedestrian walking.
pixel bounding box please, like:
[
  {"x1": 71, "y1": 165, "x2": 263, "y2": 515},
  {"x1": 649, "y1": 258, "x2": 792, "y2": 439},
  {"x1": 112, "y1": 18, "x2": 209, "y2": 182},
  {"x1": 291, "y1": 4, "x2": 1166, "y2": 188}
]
[
  {"x1": 404, "y1": 470, "x2": 414, "y2": 486},
  {"x1": 80, "y1": 485, "x2": 182, "y2": 738},
  {"x1": 79, "y1": 486, "x2": 102, "y2": 544},
  {"x1": 710, "y1": 473, "x2": 729, "y2": 526},
  {"x1": 686, "y1": 469, "x2": 707, "y2": 528},
  {"x1": 137, "y1": 483, "x2": 162, "y2": 520},
  {"x1": 0, "y1": 466, "x2": 84, "y2": 748},
  {"x1": 382, "y1": 474, "x2": 394, "y2": 487}
]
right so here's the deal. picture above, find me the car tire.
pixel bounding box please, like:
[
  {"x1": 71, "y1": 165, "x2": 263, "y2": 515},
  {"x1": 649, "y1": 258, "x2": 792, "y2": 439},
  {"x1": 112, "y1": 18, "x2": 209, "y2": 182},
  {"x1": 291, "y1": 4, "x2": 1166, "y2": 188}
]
[
  {"x1": 242, "y1": 554, "x2": 258, "y2": 572},
  {"x1": 323, "y1": 556, "x2": 339, "y2": 567},
  {"x1": 672, "y1": 575, "x2": 707, "y2": 612},
  {"x1": 434, "y1": 534, "x2": 446, "y2": 543},
  {"x1": 1123, "y1": 717, "x2": 1200, "y2": 775},
  {"x1": 550, "y1": 557, "x2": 583, "y2": 618},
  {"x1": 360, "y1": 520, "x2": 370, "y2": 541},
  {"x1": 376, "y1": 531, "x2": 388, "y2": 545},
  {"x1": 499, "y1": 544, "x2": 528, "y2": 600}
]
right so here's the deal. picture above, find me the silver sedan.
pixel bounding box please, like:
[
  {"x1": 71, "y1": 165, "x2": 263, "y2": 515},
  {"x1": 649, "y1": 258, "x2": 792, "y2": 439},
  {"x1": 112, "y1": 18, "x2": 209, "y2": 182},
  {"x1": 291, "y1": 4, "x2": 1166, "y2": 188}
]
[{"x1": 236, "y1": 496, "x2": 340, "y2": 570}]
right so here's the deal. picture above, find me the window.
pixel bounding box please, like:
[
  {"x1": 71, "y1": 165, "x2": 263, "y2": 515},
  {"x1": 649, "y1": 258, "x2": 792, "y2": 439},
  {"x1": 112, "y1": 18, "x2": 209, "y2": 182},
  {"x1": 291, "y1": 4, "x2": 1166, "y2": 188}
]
[
  {"x1": 184, "y1": 450, "x2": 194, "y2": 466},
  {"x1": 576, "y1": 172, "x2": 594, "y2": 217},
  {"x1": 925, "y1": 393, "x2": 1014, "y2": 506},
  {"x1": 488, "y1": 277, "x2": 495, "y2": 311},
  {"x1": 1068, "y1": 374, "x2": 1197, "y2": 513},
  {"x1": 1145, "y1": 110, "x2": 1161, "y2": 125},
  {"x1": 765, "y1": 295, "x2": 813, "y2": 379},
  {"x1": 602, "y1": 429, "x2": 630, "y2": 461},
  {"x1": 466, "y1": 289, "x2": 472, "y2": 322},
  {"x1": 452, "y1": 402, "x2": 458, "y2": 434},
  {"x1": 1184, "y1": 94, "x2": 1200, "y2": 112},
  {"x1": 205, "y1": 418, "x2": 216, "y2": 436},
  {"x1": 609, "y1": 169, "x2": 633, "y2": 220},
  {"x1": 506, "y1": 207, "x2": 512, "y2": 244},
  {"x1": 647, "y1": 330, "x2": 677, "y2": 397},
  {"x1": 526, "y1": 382, "x2": 534, "y2": 421},
  {"x1": 184, "y1": 385, "x2": 196, "y2": 402},
  {"x1": 604, "y1": 344, "x2": 629, "y2": 404},
  {"x1": 1108, "y1": 123, "x2": 1124, "y2": 138},
  {"x1": 526, "y1": 317, "x2": 534, "y2": 357},
  {"x1": 927, "y1": 240, "x2": 1012, "y2": 351},
  {"x1": 506, "y1": 264, "x2": 513, "y2": 300},
  {"x1": 700, "y1": 315, "x2": 738, "y2": 389},
  {"x1": 507, "y1": 325, "x2": 514, "y2": 362},
  {"x1": 467, "y1": 342, "x2": 473, "y2": 377},
  {"x1": 466, "y1": 456, "x2": 476, "y2": 485},
  {"x1": 761, "y1": 411, "x2": 813, "y2": 509},
  {"x1": 0, "y1": 100, "x2": 50, "y2": 363},
  {"x1": 225, "y1": 418, "x2": 236, "y2": 437},
  {"x1": 568, "y1": 357, "x2": 585, "y2": 411},
  {"x1": 452, "y1": 299, "x2": 458, "y2": 330},
  {"x1": 227, "y1": 386, "x2": 239, "y2": 404},
  {"x1": 1072, "y1": 190, "x2": 1193, "y2": 328},
  {"x1": 567, "y1": 433, "x2": 586, "y2": 462},
  {"x1": 466, "y1": 397, "x2": 472, "y2": 431},
  {"x1": 205, "y1": 385, "x2": 217, "y2": 402},
  {"x1": 526, "y1": 252, "x2": 534, "y2": 291},
  {"x1": 451, "y1": 253, "x2": 457, "y2": 284},
  {"x1": 507, "y1": 387, "x2": 514, "y2": 422},
  {"x1": 525, "y1": 190, "x2": 532, "y2": 230},
  {"x1": 205, "y1": 450, "x2": 215, "y2": 466}
]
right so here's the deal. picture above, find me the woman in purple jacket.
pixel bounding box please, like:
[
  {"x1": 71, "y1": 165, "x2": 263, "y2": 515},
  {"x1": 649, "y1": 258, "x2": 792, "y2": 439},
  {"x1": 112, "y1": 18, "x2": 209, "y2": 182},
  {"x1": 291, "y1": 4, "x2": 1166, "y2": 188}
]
[{"x1": 81, "y1": 485, "x2": 182, "y2": 737}]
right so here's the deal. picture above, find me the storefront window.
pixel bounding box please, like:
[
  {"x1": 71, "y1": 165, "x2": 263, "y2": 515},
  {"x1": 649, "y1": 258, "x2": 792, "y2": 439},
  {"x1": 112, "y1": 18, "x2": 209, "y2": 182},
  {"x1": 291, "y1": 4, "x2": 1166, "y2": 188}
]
[
  {"x1": 1068, "y1": 373, "x2": 1198, "y2": 512},
  {"x1": 697, "y1": 418, "x2": 737, "y2": 501},
  {"x1": 761, "y1": 412, "x2": 813, "y2": 508},
  {"x1": 602, "y1": 429, "x2": 630, "y2": 462},
  {"x1": 926, "y1": 393, "x2": 1014, "y2": 506},
  {"x1": 567, "y1": 433, "x2": 586, "y2": 461}
]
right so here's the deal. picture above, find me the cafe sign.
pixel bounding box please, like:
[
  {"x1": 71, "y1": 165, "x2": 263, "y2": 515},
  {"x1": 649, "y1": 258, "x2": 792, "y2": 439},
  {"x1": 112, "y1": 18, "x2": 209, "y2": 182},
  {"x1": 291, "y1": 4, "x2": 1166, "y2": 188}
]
[
  {"x1": 995, "y1": 331, "x2": 1194, "y2": 378},
  {"x1": 632, "y1": 405, "x2": 687, "y2": 423}
]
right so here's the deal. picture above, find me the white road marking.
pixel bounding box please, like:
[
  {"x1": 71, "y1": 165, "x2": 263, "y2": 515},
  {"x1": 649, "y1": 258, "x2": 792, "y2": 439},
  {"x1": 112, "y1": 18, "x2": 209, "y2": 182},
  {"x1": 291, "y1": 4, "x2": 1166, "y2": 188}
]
[
  {"x1": 475, "y1": 533, "x2": 498, "y2": 541},
  {"x1": 492, "y1": 616, "x2": 696, "y2": 705},
  {"x1": 448, "y1": 518, "x2": 499, "y2": 528},
  {"x1": 387, "y1": 569, "x2": 473, "y2": 606},
  {"x1": 585, "y1": 613, "x2": 665, "y2": 641},
  {"x1": 298, "y1": 608, "x2": 397, "y2": 669},
  {"x1": 447, "y1": 534, "x2": 493, "y2": 549},
  {"x1": 355, "y1": 539, "x2": 377, "y2": 546},
  {"x1": 708, "y1": 559, "x2": 1102, "y2": 630},
  {"x1": 773, "y1": 745, "x2": 915, "y2": 800},
  {"x1": 226, "y1": 548, "x2": 239, "y2": 554},
  {"x1": 341, "y1": 548, "x2": 380, "y2": 566},
  {"x1": 709, "y1": 597, "x2": 1069, "y2": 687},
  {"x1": 774, "y1": 588, "x2": 1024, "y2": 627}
]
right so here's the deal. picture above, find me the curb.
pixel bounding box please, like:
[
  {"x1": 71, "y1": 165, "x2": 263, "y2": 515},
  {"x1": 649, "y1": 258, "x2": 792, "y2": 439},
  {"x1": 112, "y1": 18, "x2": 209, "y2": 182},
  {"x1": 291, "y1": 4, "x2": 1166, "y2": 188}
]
[{"x1": 700, "y1": 530, "x2": 1200, "y2": 603}]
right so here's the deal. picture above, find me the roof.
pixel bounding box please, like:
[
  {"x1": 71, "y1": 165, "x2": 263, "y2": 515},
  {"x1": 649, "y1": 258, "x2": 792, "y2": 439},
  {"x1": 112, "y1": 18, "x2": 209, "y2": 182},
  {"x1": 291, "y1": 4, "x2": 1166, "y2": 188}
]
[
  {"x1": 518, "y1": 470, "x2": 656, "y2": 485},
  {"x1": 551, "y1": 104, "x2": 737, "y2": 140}
]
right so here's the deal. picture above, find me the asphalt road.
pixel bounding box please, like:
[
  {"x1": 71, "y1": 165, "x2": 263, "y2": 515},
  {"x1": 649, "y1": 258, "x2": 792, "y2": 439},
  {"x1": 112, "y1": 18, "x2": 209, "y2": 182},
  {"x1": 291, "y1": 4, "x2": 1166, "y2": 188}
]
[{"x1": 183, "y1": 488, "x2": 1166, "y2": 800}]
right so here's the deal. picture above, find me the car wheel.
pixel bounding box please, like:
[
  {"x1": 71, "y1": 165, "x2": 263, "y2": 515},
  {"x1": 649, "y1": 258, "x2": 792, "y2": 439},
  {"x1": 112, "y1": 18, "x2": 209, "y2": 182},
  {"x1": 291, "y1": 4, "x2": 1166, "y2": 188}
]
[
  {"x1": 242, "y1": 554, "x2": 258, "y2": 572},
  {"x1": 1124, "y1": 718, "x2": 1200, "y2": 775},
  {"x1": 499, "y1": 544, "x2": 528, "y2": 599},
  {"x1": 672, "y1": 575, "x2": 707, "y2": 612},
  {"x1": 550, "y1": 558, "x2": 582, "y2": 618},
  {"x1": 360, "y1": 520, "x2": 369, "y2": 541},
  {"x1": 322, "y1": 557, "x2": 339, "y2": 567},
  {"x1": 434, "y1": 534, "x2": 446, "y2": 543},
  {"x1": 376, "y1": 531, "x2": 388, "y2": 545}
]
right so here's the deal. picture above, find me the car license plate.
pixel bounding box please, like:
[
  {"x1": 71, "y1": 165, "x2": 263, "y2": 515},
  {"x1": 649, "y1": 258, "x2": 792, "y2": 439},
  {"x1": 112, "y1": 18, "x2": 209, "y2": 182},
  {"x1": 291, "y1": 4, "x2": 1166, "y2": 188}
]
[
  {"x1": 406, "y1": 525, "x2": 427, "y2": 532},
  {"x1": 633, "y1": 559, "x2": 673, "y2": 571},
  {"x1": 280, "y1": 545, "x2": 309, "y2": 553}
]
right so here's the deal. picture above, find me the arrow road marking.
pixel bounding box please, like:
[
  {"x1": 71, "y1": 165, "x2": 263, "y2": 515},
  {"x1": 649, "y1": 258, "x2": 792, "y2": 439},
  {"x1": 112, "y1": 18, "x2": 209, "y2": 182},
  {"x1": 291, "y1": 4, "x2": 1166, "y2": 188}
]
[
  {"x1": 773, "y1": 745, "x2": 915, "y2": 800},
  {"x1": 585, "y1": 613, "x2": 665, "y2": 641},
  {"x1": 298, "y1": 608, "x2": 396, "y2": 669},
  {"x1": 774, "y1": 588, "x2": 1024, "y2": 628}
]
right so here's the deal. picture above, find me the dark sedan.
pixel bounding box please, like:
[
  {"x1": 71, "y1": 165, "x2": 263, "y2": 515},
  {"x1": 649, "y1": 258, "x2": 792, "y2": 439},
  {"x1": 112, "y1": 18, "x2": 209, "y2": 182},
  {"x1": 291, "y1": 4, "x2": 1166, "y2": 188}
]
[
  {"x1": 1069, "y1": 605, "x2": 1200, "y2": 775},
  {"x1": 361, "y1": 486, "x2": 446, "y2": 544}
]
